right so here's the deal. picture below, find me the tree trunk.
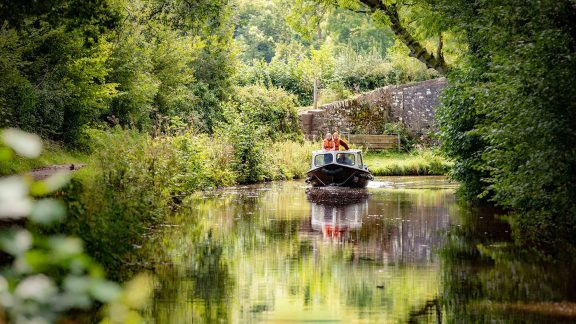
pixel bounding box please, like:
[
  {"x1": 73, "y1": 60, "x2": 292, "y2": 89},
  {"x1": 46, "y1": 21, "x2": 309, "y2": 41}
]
[{"x1": 358, "y1": 0, "x2": 448, "y2": 75}]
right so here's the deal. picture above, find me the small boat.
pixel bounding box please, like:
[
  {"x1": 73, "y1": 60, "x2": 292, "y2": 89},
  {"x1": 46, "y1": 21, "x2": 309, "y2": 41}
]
[{"x1": 306, "y1": 150, "x2": 373, "y2": 188}]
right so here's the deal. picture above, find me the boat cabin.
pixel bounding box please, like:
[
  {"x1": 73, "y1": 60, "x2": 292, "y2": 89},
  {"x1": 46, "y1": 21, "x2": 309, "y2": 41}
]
[
  {"x1": 311, "y1": 149, "x2": 367, "y2": 170},
  {"x1": 306, "y1": 149, "x2": 373, "y2": 187}
]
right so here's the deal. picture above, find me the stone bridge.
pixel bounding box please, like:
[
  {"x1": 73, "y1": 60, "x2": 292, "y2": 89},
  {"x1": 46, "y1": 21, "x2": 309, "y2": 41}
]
[{"x1": 298, "y1": 78, "x2": 447, "y2": 139}]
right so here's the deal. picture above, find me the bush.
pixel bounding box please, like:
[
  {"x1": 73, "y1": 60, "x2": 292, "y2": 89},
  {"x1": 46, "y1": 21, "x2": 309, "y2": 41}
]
[
  {"x1": 317, "y1": 83, "x2": 353, "y2": 106},
  {"x1": 57, "y1": 126, "x2": 312, "y2": 273},
  {"x1": 59, "y1": 128, "x2": 237, "y2": 273},
  {"x1": 381, "y1": 122, "x2": 415, "y2": 152},
  {"x1": 229, "y1": 85, "x2": 302, "y2": 141},
  {"x1": 266, "y1": 140, "x2": 318, "y2": 180}
]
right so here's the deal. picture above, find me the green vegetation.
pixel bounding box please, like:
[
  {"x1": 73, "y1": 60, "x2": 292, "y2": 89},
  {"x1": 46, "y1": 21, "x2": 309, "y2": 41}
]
[
  {"x1": 1, "y1": 0, "x2": 575, "y2": 320},
  {"x1": 52, "y1": 128, "x2": 315, "y2": 275},
  {"x1": 364, "y1": 150, "x2": 451, "y2": 176},
  {"x1": 430, "y1": 0, "x2": 576, "y2": 252},
  {"x1": 234, "y1": 0, "x2": 441, "y2": 107},
  {"x1": 0, "y1": 129, "x2": 152, "y2": 323},
  {"x1": 306, "y1": 0, "x2": 575, "y2": 253},
  {"x1": 0, "y1": 0, "x2": 234, "y2": 145}
]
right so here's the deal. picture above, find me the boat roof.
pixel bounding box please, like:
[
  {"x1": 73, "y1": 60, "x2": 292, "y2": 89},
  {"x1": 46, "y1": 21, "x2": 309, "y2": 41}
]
[{"x1": 312, "y1": 149, "x2": 363, "y2": 154}]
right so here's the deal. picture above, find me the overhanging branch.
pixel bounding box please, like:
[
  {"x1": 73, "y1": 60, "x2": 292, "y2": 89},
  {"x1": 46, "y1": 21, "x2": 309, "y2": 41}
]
[{"x1": 356, "y1": 0, "x2": 448, "y2": 75}]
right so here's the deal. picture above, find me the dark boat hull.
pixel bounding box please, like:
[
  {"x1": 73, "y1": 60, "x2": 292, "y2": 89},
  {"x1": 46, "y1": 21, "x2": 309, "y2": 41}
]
[{"x1": 306, "y1": 163, "x2": 373, "y2": 188}]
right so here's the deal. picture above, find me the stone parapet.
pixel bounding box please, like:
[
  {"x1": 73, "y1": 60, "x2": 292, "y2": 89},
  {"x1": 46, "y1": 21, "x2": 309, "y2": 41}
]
[{"x1": 299, "y1": 78, "x2": 447, "y2": 140}]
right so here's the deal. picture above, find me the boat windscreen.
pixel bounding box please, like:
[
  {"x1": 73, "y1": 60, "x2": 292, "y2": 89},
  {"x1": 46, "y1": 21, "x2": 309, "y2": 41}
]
[
  {"x1": 335, "y1": 153, "x2": 355, "y2": 166},
  {"x1": 314, "y1": 153, "x2": 333, "y2": 167}
]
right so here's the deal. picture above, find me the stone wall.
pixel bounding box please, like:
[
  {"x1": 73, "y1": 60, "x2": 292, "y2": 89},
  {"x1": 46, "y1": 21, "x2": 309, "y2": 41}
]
[{"x1": 299, "y1": 78, "x2": 447, "y2": 139}]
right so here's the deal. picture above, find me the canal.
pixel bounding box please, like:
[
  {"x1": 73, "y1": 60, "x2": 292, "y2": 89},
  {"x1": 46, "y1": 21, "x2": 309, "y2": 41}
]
[{"x1": 137, "y1": 177, "x2": 576, "y2": 323}]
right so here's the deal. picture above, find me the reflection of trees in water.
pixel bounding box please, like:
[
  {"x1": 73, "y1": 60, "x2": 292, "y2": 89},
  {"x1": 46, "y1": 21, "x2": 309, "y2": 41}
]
[
  {"x1": 188, "y1": 232, "x2": 232, "y2": 316},
  {"x1": 407, "y1": 298, "x2": 441, "y2": 324},
  {"x1": 439, "y1": 207, "x2": 576, "y2": 322},
  {"x1": 144, "y1": 183, "x2": 458, "y2": 322},
  {"x1": 147, "y1": 229, "x2": 233, "y2": 323},
  {"x1": 363, "y1": 193, "x2": 452, "y2": 265}
]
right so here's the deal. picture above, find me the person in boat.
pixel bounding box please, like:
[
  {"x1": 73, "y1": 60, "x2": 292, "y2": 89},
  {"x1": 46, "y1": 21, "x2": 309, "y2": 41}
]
[
  {"x1": 322, "y1": 133, "x2": 335, "y2": 164},
  {"x1": 336, "y1": 153, "x2": 353, "y2": 165},
  {"x1": 322, "y1": 133, "x2": 335, "y2": 150},
  {"x1": 333, "y1": 132, "x2": 349, "y2": 151}
]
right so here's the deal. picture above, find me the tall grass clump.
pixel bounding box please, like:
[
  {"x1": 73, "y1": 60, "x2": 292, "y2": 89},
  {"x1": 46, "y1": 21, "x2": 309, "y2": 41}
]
[
  {"x1": 266, "y1": 141, "x2": 318, "y2": 180},
  {"x1": 364, "y1": 149, "x2": 451, "y2": 176}
]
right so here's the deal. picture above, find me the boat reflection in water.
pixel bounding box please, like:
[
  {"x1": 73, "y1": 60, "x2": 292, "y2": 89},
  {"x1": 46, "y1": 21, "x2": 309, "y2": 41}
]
[
  {"x1": 306, "y1": 187, "x2": 370, "y2": 243},
  {"x1": 310, "y1": 199, "x2": 367, "y2": 242},
  {"x1": 305, "y1": 185, "x2": 450, "y2": 264}
]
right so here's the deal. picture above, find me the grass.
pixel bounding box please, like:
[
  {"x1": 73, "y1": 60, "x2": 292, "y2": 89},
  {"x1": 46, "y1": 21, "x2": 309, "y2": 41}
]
[
  {"x1": 268, "y1": 140, "x2": 318, "y2": 180},
  {"x1": 0, "y1": 140, "x2": 90, "y2": 176},
  {"x1": 363, "y1": 149, "x2": 452, "y2": 176},
  {"x1": 0, "y1": 133, "x2": 451, "y2": 180}
]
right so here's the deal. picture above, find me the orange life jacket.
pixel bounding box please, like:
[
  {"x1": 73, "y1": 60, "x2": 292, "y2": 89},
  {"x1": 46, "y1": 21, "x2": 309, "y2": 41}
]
[
  {"x1": 322, "y1": 139, "x2": 334, "y2": 150},
  {"x1": 333, "y1": 138, "x2": 349, "y2": 151}
]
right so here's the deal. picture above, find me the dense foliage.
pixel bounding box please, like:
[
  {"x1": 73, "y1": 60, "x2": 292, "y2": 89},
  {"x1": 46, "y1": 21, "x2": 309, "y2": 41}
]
[
  {"x1": 0, "y1": 0, "x2": 235, "y2": 145},
  {"x1": 2, "y1": 3, "x2": 575, "y2": 320},
  {"x1": 234, "y1": 0, "x2": 439, "y2": 106},
  {"x1": 433, "y1": 0, "x2": 576, "y2": 250}
]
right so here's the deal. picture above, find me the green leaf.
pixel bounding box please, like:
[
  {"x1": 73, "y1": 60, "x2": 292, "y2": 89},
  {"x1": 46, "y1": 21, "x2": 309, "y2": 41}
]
[
  {"x1": 30, "y1": 172, "x2": 71, "y2": 196},
  {"x1": 48, "y1": 236, "x2": 84, "y2": 258},
  {"x1": 64, "y1": 275, "x2": 91, "y2": 294},
  {"x1": 14, "y1": 274, "x2": 57, "y2": 303},
  {"x1": 0, "y1": 176, "x2": 31, "y2": 219},
  {"x1": 0, "y1": 147, "x2": 12, "y2": 162}
]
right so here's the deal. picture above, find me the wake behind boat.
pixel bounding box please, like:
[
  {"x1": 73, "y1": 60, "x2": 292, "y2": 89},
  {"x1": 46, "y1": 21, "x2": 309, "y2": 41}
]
[{"x1": 306, "y1": 149, "x2": 373, "y2": 188}]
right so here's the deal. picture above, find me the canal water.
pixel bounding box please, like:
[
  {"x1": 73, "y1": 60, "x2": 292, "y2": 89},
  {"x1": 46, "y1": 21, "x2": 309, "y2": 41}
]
[{"x1": 139, "y1": 177, "x2": 576, "y2": 323}]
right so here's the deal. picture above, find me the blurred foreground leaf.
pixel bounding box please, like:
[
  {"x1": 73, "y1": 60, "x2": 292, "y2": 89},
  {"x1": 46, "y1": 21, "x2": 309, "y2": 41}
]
[
  {"x1": 30, "y1": 172, "x2": 71, "y2": 196},
  {"x1": 0, "y1": 230, "x2": 32, "y2": 256},
  {"x1": 1, "y1": 129, "x2": 42, "y2": 159},
  {"x1": 90, "y1": 280, "x2": 122, "y2": 303},
  {"x1": 30, "y1": 199, "x2": 67, "y2": 225},
  {"x1": 0, "y1": 176, "x2": 31, "y2": 219}
]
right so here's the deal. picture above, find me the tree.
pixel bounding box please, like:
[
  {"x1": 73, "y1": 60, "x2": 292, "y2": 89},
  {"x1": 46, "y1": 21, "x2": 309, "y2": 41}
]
[
  {"x1": 356, "y1": 0, "x2": 448, "y2": 74},
  {"x1": 0, "y1": 0, "x2": 121, "y2": 143},
  {"x1": 434, "y1": 0, "x2": 576, "y2": 251},
  {"x1": 310, "y1": 0, "x2": 449, "y2": 75},
  {"x1": 0, "y1": 0, "x2": 238, "y2": 142}
]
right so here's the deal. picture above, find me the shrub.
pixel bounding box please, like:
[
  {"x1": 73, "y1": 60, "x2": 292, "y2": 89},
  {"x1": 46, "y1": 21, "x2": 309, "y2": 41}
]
[
  {"x1": 435, "y1": 0, "x2": 576, "y2": 251},
  {"x1": 382, "y1": 122, "x2": 415, "y2": 152},
  {"x1": 228, "y1": 85, "x2": 302, "y2": 141}
]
